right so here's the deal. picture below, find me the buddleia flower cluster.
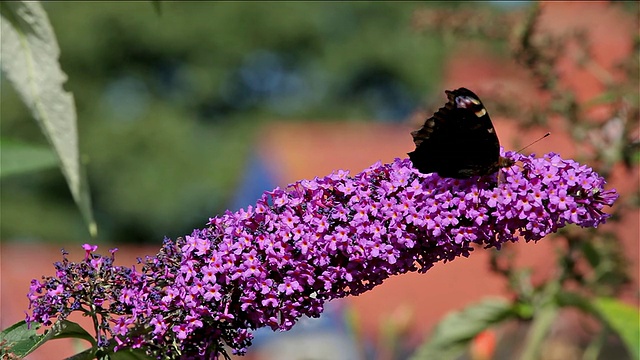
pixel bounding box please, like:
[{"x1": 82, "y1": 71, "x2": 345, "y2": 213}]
[
  {"x1": 27, "y1": 151, "x2": 617, "y2": 359},
  {"x1": 26, "y1": 245, "x2": 137, "y2": 349}
]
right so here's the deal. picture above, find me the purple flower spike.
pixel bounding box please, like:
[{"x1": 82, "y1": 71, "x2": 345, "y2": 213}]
[{"x1": 28, "y1": 151, "x2": 617, "y2": 359}]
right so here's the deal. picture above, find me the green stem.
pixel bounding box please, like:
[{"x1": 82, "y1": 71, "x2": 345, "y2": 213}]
[
  {"x1": 582, "y1": 325, "x2": 607, "y2": 360},
  {"x1": 520, "y1": 304, "x2": 559, "y2": 360},
  {"x1": 89, "y1": 303, "x2": 101, "y2": 345},
  {"x1": 520, "y1": 277, "x2": 563, "y2": 360}
]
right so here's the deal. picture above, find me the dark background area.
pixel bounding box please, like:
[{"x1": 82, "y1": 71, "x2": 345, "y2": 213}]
[{"x1": 2, "y1": 2, "x2": 523, "y2": 244}]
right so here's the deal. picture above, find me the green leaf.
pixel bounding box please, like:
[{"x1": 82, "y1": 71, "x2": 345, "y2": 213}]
[
  {"x1": 65, "y1": 347, "x2": 154, "y2": 360},
  {"x1": 0, "y1": 1, "x2": 96, "y2": 236},
  {"x1": 593, "y1": 298, "x2": 640, "y2": 360},
  {"x1": 47, "y1": 320, "x2": 96, "y2": 346},
  {"x1": 0, "y1": 138, "x2": 58, "y2": 177},
  {"x1": 556, "y1": 293, "x2": 639, "y2": 360},
  {"x1": 63, "y1": 333, "x2": 154, "y2": 360},
  {"x1": 1, "y1": 319, "x2": 99, "y2": 358},
  {"x1": 409, "y1": 297, "x2": 515, "y2": 360},
  {"x1": 0, "y1": 321, "x2": 44, "y2": 358},
  {"x1": 1, "y1": 319, "x2": 155, "y2": 360},
  {"x1": 106, "y1": 348, "x2": 157, "y2": 360},
  {"x1": 556, "y1": 290, "x2": 594, "y2": 313},
  {"x1": 65, "y1": 348, "x2": 98, "y2": 360}
]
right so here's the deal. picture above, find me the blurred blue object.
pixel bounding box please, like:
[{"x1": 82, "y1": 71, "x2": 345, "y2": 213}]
[
  {"x1": 102, "y1": 76, "x2": 150, "y2": 122},
  {"x1": 251, "y1": 301, "x2": 359, "y2": 360},
  {"x1": 229, "y1": 151, "x2": 278, "y2": 212}
]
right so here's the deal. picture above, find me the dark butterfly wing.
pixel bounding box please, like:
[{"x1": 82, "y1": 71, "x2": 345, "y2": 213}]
[{"x1": 408, "y1": 87, "x2": 513, "y2": 178}]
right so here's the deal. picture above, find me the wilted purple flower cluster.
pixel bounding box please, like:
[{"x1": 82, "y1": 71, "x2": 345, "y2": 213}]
[
  {"x1": 27, "y1": 151, "x2": 617, "y2": 359},
  {"x1": 26, "y1": 245, "x2": 137, "y2": 349}
]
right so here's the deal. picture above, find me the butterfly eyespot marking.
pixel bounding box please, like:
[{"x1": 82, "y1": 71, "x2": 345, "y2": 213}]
[
  {"x1": 455, "y1": 96, "x2": 476, "y2": 109},
  {"x1": 475, "y1": 108, "x2": 487, "y2": 117}
]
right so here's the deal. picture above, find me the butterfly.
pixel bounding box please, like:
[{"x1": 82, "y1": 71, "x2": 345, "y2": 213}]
[{"x1": 408, "y1": 87, "x2": 514, "y2": 179}]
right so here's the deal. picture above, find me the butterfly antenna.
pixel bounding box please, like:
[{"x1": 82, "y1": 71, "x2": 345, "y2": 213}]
[{"x1": 516, "y1": 132, "x2": 551, "y2": 153}]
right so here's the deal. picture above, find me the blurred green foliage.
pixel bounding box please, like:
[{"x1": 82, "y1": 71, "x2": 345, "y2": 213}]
[{"x1": 1, "y1": 2, "x2": 459, "y2": 244}]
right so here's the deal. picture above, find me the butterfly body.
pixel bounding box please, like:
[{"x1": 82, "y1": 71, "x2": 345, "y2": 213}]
[{"x1": 408, "y1": 87, "x2": 513, "y2": 179}]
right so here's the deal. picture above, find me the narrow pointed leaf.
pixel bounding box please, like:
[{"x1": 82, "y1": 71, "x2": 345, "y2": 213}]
[{"x1": 0, "y1": 1, "x2": 96, "y2": 236}]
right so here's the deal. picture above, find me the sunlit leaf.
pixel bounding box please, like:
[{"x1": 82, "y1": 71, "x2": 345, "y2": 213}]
[
  {"x1": 410, "y1": 298, "x2": 514, "y2": 360},
  {"x1": 0, "y1": 319, "x2": 99, "y2": 358},
  {"x1": 594, "y1": 298, "x2": 640, "y2": 360},
  {"x1": 0, "y1": 321, "x2": 43, "y2": 358},
  {"x1": 0, "y1": 1, "x2": 96, "y2": 236}
]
